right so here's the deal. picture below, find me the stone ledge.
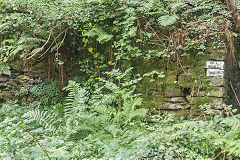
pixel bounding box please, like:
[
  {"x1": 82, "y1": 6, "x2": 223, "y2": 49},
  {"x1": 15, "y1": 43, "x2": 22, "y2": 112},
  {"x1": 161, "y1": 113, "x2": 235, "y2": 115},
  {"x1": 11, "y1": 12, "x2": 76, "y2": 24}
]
[
  {"x1": 165, "y1": 97, "x2": 186, "y2": 103},
  {"x1": 160, "y1": 103, "x2": 184, "y2": 110},
  {"x1": 209, "y1": 77, "x2": 224, "y2": 87}
]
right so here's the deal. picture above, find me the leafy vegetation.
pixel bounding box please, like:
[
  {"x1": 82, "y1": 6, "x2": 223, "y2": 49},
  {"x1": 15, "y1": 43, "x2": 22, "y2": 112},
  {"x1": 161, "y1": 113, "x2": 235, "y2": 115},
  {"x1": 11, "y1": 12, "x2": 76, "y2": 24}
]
[
  {"x1": 1, "y1": 71, "x2": 240, "y2": 159},
  {"x1": 1, "y1": 0, "x2": 240, "y2": 159}
]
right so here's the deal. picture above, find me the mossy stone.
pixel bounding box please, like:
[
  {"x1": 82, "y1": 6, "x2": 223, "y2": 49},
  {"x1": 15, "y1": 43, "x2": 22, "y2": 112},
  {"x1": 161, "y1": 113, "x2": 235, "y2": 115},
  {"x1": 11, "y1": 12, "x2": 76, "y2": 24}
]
[
  {"x1": 209, "y1": 52, "x2": 226, "y2": 61},
  {"x1": 178, "y1": 74, "x2": 195, "y2": 88},
  {"x1": 165, "y1": 87, "x2": 183, "y2": 97},
  {"x1": 209, "y1": 77, "x2": 224, "y2": 87},
  {"x1": 207, "y1": 87, "x2": 225, "y2": 97},
  {"x1": 195, "y1": 53, "x2": 208, "y2": 61},
  {"x1": 181, "y1": 54, "x2": 196, "y2": 68},
  {"x1": 189, "y1": 108, "x2": 204, "y2": 117},
  {"x1": 165, "y1": 97, "x2": 186, "y2": 103},
  {"x1": 17, "y1": 75, "x2": 30, "y2": 80},
  {"x1": 190, "y1": 97, "x2": 214, "y2": 109},
  {"x1": 159, "y1": 110, "x2": 189, "y2": 120}
]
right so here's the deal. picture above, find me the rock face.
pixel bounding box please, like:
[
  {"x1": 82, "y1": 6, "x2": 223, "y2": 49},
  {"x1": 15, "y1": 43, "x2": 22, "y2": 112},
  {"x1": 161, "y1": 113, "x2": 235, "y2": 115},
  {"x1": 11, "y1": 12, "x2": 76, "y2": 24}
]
[
  {"x1": 0, "y1": 68, "x2": 42, "y2": 104},
  {"x1": 134, "y1": 47, "x2": 231, "y2": 119}
]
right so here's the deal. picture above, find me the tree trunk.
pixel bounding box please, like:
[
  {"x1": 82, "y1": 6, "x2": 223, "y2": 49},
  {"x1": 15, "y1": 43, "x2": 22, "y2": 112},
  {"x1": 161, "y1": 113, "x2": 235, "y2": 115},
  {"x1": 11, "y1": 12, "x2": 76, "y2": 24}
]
[{"x1": 225, "y1": 0, "x2": 240, "y2": 30}]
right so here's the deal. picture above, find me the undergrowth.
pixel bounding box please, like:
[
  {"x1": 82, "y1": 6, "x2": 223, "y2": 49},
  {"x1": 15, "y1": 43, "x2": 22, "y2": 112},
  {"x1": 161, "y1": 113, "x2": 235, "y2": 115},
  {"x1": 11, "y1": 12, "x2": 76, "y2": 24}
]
[{"x1": 0, "y1": 69, "x2": 240, "y2": 159}]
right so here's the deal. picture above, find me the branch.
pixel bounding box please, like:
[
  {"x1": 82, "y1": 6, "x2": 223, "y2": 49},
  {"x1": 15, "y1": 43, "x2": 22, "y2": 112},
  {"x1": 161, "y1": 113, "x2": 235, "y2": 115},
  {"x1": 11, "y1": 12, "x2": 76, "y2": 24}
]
[
  {"x1": 225, "y1": 0, "x2": 240, "y2": 30},
  {"x1": 27, "y1": 22, "x2": 62, "y2": 60},
  {"x1": 37, "y1": 28, "x2": 69, "y2": 59},
  {"x1": 230, "y1": 81, "x2": 240, "y2": 106}
]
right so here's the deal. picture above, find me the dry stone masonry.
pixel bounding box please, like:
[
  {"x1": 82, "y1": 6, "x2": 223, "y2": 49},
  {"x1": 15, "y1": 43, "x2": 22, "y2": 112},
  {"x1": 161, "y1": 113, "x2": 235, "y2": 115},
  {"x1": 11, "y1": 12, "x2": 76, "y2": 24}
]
[
  {"x1": 134, "y1": 50, "x2": 229, "y2": 119},
  {"x1": 0, "y1": 68, "x2": 42, "y2": 104}
]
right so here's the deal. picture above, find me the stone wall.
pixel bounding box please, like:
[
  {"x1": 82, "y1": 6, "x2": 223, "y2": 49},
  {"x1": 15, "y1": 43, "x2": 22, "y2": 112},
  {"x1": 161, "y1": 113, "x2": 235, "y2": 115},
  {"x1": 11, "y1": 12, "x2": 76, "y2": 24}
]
[
  {"x1": 134, "y1": 50, "x2": 229, "y2": 119},
  {"x1": 0, "y1": 68, "x2": 42, "y2": 104}
]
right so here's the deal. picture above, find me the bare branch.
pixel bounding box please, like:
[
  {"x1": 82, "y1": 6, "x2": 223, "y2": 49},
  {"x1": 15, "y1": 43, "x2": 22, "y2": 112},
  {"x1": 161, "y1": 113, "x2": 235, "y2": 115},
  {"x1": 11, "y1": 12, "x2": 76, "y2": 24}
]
[{"x1": 27, "y1": 22, "x2": 62, "y2": 60}]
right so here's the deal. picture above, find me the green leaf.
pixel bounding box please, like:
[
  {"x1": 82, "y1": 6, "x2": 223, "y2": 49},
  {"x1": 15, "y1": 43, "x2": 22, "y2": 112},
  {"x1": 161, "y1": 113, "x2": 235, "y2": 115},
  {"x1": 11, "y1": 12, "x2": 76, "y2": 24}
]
[
  {"x1": 84, "y1": 27, "x2": 113, "y2": 44},
  {"x1": 158, "y1": 14, "x2": 179, "y2": 26}
]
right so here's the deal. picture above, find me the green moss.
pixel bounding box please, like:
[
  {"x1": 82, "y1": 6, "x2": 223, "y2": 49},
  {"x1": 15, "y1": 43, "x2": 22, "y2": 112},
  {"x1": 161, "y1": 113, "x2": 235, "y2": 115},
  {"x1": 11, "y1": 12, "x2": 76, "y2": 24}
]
[
  {"x1": 163, "y1": 74, "x2": 177, "y2": 87},
  {"x1": 178, "y1": 74, "x2": 196, "y2": 88},
  {"x1": 132, "y1": 58, "x2": 166, "y2": 75},
  {"x1": 164, "y1": 87, "x2": 183, "y2": 97},
  {"x1": 189, "y1": 108, "x2": 205, "y2": 118},
  {"x1": 158, "y1": 110, "x2": 189, "y2": 120},
  {"x1": 190, "y1": 97, "x2": 214, "y2": 109},
  {"x1": 181, "y1": 54, "x2": 196, "y2": 68}
]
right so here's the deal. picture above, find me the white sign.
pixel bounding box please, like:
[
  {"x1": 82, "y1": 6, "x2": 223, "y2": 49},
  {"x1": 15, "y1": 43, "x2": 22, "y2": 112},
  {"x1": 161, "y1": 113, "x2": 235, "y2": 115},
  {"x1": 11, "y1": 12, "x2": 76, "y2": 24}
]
[
  {"x1": 206, "y1": 61, "x2": 224, "y2": 69},
  {"x1": 206, "y1": 69, "x2": 224, "y2": 77}
]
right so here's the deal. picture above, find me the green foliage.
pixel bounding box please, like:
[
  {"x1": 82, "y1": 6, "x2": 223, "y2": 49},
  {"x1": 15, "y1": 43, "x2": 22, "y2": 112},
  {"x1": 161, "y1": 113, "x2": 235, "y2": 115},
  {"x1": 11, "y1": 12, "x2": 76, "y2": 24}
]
[
  {"x1": 29, "y1": 81, "x2": 64, "y2": 106},
  {"x1": 3, "y1": 100, "x2": 240, "y2": 159},
  {"x1": 23, "y1": 110, "x2": 58, "y2": 130},
  {"x1": 84, "y1": 27, "x2": 113, "y2": 44},
  {"x1": 0, "y1": 0, "x2": 230, "y2": 74},
  {"x1": 1, "y1": 0, "x2": 240, "y2": 159},
  {"x1": 158, "y1": 14, "x2": 179, "y2": 27}
]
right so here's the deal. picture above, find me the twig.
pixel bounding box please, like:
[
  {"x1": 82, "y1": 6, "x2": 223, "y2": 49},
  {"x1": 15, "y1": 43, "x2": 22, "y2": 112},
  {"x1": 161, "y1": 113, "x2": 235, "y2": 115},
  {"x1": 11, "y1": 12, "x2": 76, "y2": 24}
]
[
  {"x1": 215, "y1": 151, "x2": 222, "y2": 159},
  {"x1": 27, "y1": 132, "x2": 51, "y2": 160},
  {"x1": 56, "y1": 27, "x2": 69, "y2": 51},
  {"x1": 36, "y1": 138, "x2": 52, "y2": 160},
  {"x1": 230, "y1": 81, "x2": 240, "y2": 106}
]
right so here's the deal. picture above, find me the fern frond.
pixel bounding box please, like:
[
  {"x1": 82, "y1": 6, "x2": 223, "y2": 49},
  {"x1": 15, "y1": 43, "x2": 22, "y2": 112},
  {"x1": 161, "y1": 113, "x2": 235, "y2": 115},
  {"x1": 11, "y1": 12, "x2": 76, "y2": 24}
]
[{"x1": 23, "y1": 110, "x2": 57, "y2": 130}]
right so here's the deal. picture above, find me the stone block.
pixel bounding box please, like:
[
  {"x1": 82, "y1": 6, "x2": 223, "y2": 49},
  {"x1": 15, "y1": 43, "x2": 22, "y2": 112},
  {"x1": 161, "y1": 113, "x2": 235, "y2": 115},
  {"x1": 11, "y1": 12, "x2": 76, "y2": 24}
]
[
  {"x1": 209, "y1": 52, "x2": 226, "y2": 61},
  {"x1": 174, "y1": 110, "x2": 189, "y2": 119},
  {"x1": 165, "y1": 88, "x2": 183, "y2": 97},
  {"x1": 193, "y1": 90, "x2": 207, "y2": 97},
  {"x1": 160, "y1": 110, "x2": 189, "y2": 119},
  {"x1": 160, "y1": 103, "x2": 184, "y2": 110},
  {"x1": 195, "y1": 53, "x2": 208, "y2": 61},
  {"x1": 190, "y1": 97, "x2": 214, "y2": 107},
  {"x1": 190, "y1": 96, "x2": 226, "y2": 109},
  {"x1": 209, "y1": 77, "x2": 224, "y2": 87},
  {"x1": 189, "y1": 108, "x2": 204, "y2": 117},
  {"x1": 207, "y1": 87, "x2": 225, "y2": 97},
  {"x1": 17, "y1": 75, "x2": 30, "y2": 80},
  {"x1": 209, "y1": 98, "x2": 226, "y2": 109},
  {"x1": 165, "y1": 97, "x2": 186, "y2": 103}
]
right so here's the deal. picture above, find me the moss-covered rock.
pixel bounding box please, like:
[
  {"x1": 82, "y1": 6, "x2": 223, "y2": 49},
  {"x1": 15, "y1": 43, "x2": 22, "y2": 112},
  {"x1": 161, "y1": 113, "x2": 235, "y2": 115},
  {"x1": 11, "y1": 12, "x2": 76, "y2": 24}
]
[
  {"x1": 207, "y1": 87, "x2": 225, "y2": 97},
  {"x1": 165, "y1": 87, "x2": 183, "y2": 97},
  {"x1": 17, "y1": 75, "x2": 30, "y2": 80},
  {"x1": 190, "y1": 96, "x2": 214, "y2": 108},
  {"x1": 165, "y1": 97, "x2": 186, "y2": 103},
  {"x1": 181, "y1": 54, "x2": 196, "y2": 68}
]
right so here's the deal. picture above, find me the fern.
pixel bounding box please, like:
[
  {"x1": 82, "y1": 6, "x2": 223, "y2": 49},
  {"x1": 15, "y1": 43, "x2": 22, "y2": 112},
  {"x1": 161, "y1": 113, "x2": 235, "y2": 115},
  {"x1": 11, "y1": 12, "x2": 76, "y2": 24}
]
[
  {"x1": 63, "y1": 81, "x2": 95, "y2": 134},
  {"x1": 113, "y1": 97, "x2": 147, "y2": 125},
  {"x1": 23, "y1": 110, "x2": 58, "y2": 130},
  {"x1": 84, "y1": 27, "x2": 113, "y2": 44}
]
